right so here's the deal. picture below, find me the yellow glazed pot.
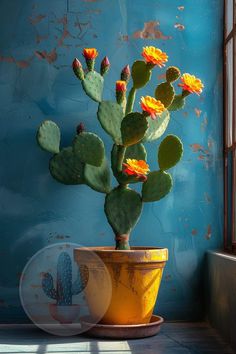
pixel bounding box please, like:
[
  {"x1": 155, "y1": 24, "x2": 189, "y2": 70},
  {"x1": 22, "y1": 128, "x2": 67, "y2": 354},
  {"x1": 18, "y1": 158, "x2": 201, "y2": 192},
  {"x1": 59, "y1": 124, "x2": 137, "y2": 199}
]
[{"x1": 74, "y1": 247, "x2": 168, "y2": 325}]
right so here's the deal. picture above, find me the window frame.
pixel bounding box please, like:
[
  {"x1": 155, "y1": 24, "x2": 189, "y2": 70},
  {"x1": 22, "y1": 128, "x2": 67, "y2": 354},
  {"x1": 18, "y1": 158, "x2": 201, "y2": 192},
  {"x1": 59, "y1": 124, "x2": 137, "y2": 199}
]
[{"x1": 224, "y1": 0, "x2": 236, "y2": 252}]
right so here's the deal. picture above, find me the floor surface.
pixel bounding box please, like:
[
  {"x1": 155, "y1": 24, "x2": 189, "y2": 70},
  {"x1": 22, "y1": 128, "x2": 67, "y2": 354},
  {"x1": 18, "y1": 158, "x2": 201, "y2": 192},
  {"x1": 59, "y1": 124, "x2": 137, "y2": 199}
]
[{"x1": 0, "y1": 322, "x2": 234, "y2": 354}]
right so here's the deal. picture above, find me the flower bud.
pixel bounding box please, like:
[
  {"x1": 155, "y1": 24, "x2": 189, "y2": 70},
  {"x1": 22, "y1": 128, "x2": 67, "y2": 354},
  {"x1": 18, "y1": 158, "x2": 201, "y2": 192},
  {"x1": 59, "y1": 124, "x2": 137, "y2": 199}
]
[
  {"x1": 121, "y1": 64, "x2": 130, "y2": 82},
  {"x1": 76, "y1": 122, "x2": 85, "y2": 135},
  {"x1": 72, "y1": 58, "x2": 84, "y2": 80},
  {"x1": 100, "y1": 56, "x2": 110, "y2": 76}
]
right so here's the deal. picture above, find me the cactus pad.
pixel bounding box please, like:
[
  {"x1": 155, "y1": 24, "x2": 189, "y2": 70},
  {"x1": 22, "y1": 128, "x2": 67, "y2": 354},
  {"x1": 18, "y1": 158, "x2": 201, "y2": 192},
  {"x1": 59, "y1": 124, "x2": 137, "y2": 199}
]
[
  {"x1": 131, "y1": 60, "x2": 152, "y2": 89},
  {"x1": 155, "y1": 82, "x2": 175, "y2": 108},
  {"x1": 82, "y1": 71, "x2": 104, "y2": 102},
  {"x1": 168, "y1": 94, "x2": 185, "y2": 111},
  {"x1": 49, "y1": 147, "x2": 84, "y2": 185},
  {"x1": 97, "y1": 101, "x2": 124, "y2": 144},
  {"x1": 111, "y1": 143, "x2": 147, "y2": 184},
  {"x1": 121, "y1": 112, "x2": 148, "y2": 146},
  {"x1": 37, "y1": 120, "x2": 60, "y2": 154},
  {"x1": 142, "y1": 171, "x2": 173, "y2": 202},
  {"x1": 143, "y1": 110, "x2": 170, "y2": 142},
  {"x1": 105, "y1": 187, "x2": 142, "y2": 235},
  {"x1": 73, "y1": 132, "x2": 105, "y2": 167},
  {"x1": 166, "y1": 66, "x2": 181, "y2": 82},
  {"x1": 84, "y1": 158, "x2": 111, "y2": 194},
  {"x1": 158, "y1": 135, "x2": 183, "y2": 170}
]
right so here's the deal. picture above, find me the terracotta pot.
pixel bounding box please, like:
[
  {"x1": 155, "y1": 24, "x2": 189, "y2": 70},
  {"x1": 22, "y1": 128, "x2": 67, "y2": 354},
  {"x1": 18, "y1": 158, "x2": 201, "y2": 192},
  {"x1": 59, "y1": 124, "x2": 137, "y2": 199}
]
[{"x1": 74, "y1": 247, "x2": 168, "y2": 325}]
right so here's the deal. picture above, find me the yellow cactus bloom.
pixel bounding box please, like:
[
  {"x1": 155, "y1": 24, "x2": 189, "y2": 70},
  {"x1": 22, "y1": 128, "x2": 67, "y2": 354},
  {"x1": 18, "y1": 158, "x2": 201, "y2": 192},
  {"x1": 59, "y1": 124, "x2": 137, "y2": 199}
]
[
  {"x1": 123, "y1": 159, "x2": 150, "y2": 178},
  {"x1": 178, "y1": 73, "x2": 204, "y2": 95},
  {"x1": 140, "y1": 96, "x2": 166, "y2": 119},
  {"x1": 142, "y1": 46, "x2": 168, "y2": 67},
  {"x1": 83, "y1": 48, "x2": 98, "y2": 60}
]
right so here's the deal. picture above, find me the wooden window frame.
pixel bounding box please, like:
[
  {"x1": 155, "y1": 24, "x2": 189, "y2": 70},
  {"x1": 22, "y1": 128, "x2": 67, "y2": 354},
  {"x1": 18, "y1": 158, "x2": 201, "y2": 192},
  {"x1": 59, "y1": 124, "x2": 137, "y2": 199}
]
[{"x1": 224, "y1": 0, "x2": 236, "y2": 252}]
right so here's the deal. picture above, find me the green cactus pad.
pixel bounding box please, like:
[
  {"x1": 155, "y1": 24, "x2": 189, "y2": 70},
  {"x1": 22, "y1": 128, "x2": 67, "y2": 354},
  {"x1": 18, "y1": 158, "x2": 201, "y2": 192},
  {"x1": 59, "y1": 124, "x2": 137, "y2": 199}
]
[
  {"x1": 166, "y1": 66, "x2": 181, "y2": 83},
  {"x1": 73, "y1": 132, "x2": 105, "y2": 167},
  {"x1": 143, "y1": 110, "x2": 170, "y2": 142},
  {"x1": 158, "y1": 135, "x2": 183, "y2": 170},
  {"x1": 168, "y1": 94, "x2": 185, "y2": 111},
  {"x1": 131, "y1": 60, "x2": 152, "y2": 89},
  {"x1": 105, "y1": 187, "x2": 142, "y2": 235},
  {"x1": 84, "y1": 158, "x2": 111, "y2": 194},
  {"x1": 97, "y1": 101, "x2": 124, "y2": 144},
  {"x1": 111, "y1": 143, "x2": 147, "y2": 184},
  {"x1": 36, "y1": 120, "x2": 60, "y2": 154},
  {"x1": 49, "y1": 147, "x2": 84, "y2": 185},
  {"x1": 82, "y1": 71, "x2": 104, "y2": 102},
  {"x1": 142, "y1": 171, "x2": 173, "y2": 202},
  {"x1": 155, "y1": 82, "x2": 175, "y2": 108},
  {"x1": 121, "y1": 112, "x2": 148, "y2": 146}
]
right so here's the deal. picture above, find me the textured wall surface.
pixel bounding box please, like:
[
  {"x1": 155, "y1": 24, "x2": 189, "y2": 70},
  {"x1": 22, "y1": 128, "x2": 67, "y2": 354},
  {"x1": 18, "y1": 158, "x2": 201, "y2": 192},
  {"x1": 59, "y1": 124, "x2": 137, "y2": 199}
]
[{"x1": 0, "y1": 0, "x2": 223, "y2": 322}]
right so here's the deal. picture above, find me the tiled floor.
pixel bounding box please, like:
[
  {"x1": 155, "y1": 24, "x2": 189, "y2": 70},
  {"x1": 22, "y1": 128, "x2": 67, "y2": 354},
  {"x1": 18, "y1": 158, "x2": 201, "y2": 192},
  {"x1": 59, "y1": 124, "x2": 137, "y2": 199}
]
[{"x1": 0, "y1": 322, "x2": 234, "y2": 354}]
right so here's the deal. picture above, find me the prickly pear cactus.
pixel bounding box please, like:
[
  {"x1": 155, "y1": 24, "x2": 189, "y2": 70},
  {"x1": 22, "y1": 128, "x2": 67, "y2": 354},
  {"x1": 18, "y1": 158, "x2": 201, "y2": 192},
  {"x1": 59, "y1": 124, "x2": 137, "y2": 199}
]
[
  {"x1": 42, "y1": 252, "x2": 89, "y2": 306},
  {"x1": 36, "y1": 45, "x2": 204, "y2": 250}
]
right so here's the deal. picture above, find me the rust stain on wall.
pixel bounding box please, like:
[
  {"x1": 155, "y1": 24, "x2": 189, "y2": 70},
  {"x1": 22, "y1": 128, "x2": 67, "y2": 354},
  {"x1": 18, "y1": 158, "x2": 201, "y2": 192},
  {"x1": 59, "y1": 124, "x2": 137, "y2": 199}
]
[
  {"x1": 132, "y1": 21, "x2": 171, "y2": 40},
  {"x1": 191, "y1": 229, "x2": 198, "y2": 236},
  {"x1": 194, "y1": 108, "x2": 202, "y2": 118},
  {"x1": 158, "y1": 73, "x2": 166, "y2": 80},
  {"x1": 35, "y1": 49, "x2": 57, "y2": 63},
  {"x1": 205, "y1": 225, "x2": 212, "y2": 240},
  {"x1": 29, "y1": 14, "x2": 46, "y2": 25}
]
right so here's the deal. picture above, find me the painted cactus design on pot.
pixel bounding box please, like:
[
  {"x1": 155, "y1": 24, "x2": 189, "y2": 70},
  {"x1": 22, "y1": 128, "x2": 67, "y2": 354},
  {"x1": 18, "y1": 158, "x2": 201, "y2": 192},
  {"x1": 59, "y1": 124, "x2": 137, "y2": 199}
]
[{"x1": 42, "y1": 252, "x2": 88, "y2": 305}]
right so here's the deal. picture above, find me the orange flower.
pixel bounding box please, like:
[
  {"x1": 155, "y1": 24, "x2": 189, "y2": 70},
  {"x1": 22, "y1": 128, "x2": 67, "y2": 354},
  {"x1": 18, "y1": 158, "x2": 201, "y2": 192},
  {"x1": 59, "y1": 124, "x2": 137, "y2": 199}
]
[
  {"x1": 178, "y1": 73, "x2": 204, "y2": 95},
  {"x1": 116, "y1": 80, "x2": 127, "y2": 92},
  {"x1": 83, "y1": 48, "x2": 98, "y2": 60},
  {"x1": 123, "y1": 159, "x2": 150, "y2": 178},
  {"x1": 140, "y1": 96, "x2": 166, "y2": 119},
  {"x1": 142, "y1": 46, "x2": 168, "y2": 67}
]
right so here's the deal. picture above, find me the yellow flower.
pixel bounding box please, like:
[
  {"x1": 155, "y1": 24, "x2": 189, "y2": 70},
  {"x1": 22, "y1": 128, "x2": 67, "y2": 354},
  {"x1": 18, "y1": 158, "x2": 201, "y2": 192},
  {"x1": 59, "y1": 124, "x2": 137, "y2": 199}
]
[
  {"x1": 83, "y1": 48, "x2": 98, "y2": 60},
  {"x1": 178, "y1": 73, "x2": 204, "y2": 95},
  {"x1": 142, "y1": 46, "x2": 168, "y2": 67},
  {"x1": 140, "y1": 96, "x2": 166, "y2": 119},
  {"x1": 116, "y1": 80, "x2": 127, "y2": 92},
  {"x1": 123, "y1": 159, "x2": 150, "y2": 178}
]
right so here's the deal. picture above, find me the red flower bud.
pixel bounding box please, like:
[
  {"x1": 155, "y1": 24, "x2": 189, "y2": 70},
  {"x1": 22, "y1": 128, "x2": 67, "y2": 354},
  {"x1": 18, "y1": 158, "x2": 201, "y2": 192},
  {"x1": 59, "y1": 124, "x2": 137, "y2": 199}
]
[
  {"x1": 100, "y1": 56, "x2": 110, "y2": 76},
  {"x1": 76, "y1": 122, "x2": 85, "y2": 135},
  {"x1": 73, "y1": 58, "x2": 82, "y2": 69},
  {"x1": 121, "y1": 64, "x2": 130, "y2": 82},
  {"x1": 72, "y1": 58, "x2": 84, "y2": 80}
]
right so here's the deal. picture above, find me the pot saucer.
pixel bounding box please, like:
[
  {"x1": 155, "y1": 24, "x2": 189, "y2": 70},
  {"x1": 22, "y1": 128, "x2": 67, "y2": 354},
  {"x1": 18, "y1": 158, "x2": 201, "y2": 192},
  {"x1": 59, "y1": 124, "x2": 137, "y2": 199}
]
[{"x1": 82, "y1": 315, "x2": 164, "y2": 339}]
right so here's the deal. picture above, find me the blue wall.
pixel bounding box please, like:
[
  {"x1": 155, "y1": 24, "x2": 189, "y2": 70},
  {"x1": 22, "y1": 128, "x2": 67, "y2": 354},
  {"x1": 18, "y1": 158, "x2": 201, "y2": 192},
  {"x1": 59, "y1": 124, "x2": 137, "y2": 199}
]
[{"x1": 0, "y1": 0, "x2": 224, "y2": 322}]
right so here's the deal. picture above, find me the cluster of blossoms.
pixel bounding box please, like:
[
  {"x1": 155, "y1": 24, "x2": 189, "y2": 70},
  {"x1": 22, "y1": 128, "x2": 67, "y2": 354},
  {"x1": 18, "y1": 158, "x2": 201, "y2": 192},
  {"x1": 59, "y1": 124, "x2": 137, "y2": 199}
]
[{"x1": 73, "y1": 46, "x2": 204, "y2": 181}]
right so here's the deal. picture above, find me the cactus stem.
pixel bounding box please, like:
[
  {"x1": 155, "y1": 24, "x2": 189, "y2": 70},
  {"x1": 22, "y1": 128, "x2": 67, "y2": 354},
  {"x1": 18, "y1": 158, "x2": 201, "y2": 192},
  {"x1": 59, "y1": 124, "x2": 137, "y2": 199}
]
[
  {"x1": 115, "y1": 233, "x2": 130, "y2": 250},
  {"x1": 116, "y1": 145, "x2": 126, "y2": 172},
  {"x1": 182, "y1": 90, "x2": 191, "y2": 98},
  {"x1": 125, "y1": 86, "x2": 136, "y2": 115}
]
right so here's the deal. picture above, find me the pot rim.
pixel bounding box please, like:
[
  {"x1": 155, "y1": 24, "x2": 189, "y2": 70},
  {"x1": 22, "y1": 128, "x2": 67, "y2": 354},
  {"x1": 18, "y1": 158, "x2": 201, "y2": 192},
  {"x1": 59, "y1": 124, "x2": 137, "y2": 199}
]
[{"x1": 74, "y1": 246, "x2": 168, "y2": 263}]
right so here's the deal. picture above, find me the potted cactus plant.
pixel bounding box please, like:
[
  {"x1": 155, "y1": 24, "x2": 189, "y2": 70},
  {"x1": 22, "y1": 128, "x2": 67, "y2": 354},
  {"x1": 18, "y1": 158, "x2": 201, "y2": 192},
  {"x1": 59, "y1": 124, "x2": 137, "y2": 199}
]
[{"x1": 36, "y1": 46, "x2": 203, "y2": 328}]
